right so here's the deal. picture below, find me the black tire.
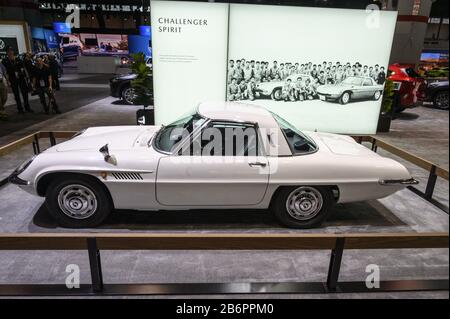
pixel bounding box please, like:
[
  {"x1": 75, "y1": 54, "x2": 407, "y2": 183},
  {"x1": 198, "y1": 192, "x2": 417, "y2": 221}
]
[
  {"x1": 45, "y1": 175, "x2": 112, "y2": 228},
  {"x1": 433, "y1": 91, "x2": 449, "y2": 110},
  {"x1": 271, "y1": 88, "x2": 282, "y2": 101},
  {"x1": 373, "y1": 90, "x2": 382, "y2": 101},
  {"x1": 339, "y1": 91, "x2": 351, "y2": 105},
  {"x1": 271, "y1": 186, "x2": 335, "y2": 229},
  {"x1": 121, "y1": 85, "x2": 135, "y2": 105}
]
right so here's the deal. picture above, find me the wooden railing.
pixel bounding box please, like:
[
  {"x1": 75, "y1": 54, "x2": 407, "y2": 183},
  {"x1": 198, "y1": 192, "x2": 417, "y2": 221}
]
[{"x1": 0, "y1": 232, "x2": 447, "y2": 296}]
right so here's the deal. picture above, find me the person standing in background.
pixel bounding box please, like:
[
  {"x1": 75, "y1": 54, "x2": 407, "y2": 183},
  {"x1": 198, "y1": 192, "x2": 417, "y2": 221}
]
[
  {"x1": 243, "y1": 61, "x2": 253, "y2": 82},
  {"x1": 377, "y1": 66, "x2": 386, "y2": 85},
  {"x1": 23, "y1": 52, "x2": 35, "y2": 90},
  {"x1": 2, "y1": 47, "x2": 33, "y2": 114},
  {"x1": 33, "y1": 57, "x2": 60, "y2": 114},
  {"x1": 48, "y1": 55, "x2": 60, "y2": 90},
  {"x1": 0, "y1": 62, "x2": 8, "y2": 120},
  {"x1": 227, "y1": 59, "x2": 235, "y2": 84}
]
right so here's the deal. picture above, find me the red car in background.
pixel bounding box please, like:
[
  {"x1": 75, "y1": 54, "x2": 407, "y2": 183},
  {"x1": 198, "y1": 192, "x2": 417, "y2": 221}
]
[{"x1": 388, "y1": 64, "x2": 426, "y2": 112}]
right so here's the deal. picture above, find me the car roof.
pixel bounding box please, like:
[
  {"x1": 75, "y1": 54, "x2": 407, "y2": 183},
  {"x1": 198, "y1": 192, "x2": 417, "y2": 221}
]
[{"x1": 197, "y1": 102, "x2": 275, "y2": 128}]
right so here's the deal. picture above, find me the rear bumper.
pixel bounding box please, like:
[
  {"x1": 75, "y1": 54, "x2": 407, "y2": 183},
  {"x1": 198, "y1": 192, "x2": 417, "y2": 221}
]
[{"x1": 379, "y1": 178, "x2": 419, "y2": 186}]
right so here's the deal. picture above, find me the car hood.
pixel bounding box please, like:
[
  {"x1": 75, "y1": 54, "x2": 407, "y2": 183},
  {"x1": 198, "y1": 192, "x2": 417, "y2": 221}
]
[
  {"x1": 307, "y1": 131, "x2": 378, "y2": 157},
  {"x1": 114, "y1": 73, "x2": 137, "y2": 81},
  {"x1": 317, "y1": 84, "x2": 347, "y2": 93},
  {"x1": 55, "y1": 126, "x2": 161, "y2": 152}
]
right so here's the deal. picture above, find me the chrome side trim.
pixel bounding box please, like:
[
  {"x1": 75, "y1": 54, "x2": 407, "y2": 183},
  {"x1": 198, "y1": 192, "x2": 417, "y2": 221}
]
[{"x1": 379, "y1": 178, "x2": 419, "y2": 186}]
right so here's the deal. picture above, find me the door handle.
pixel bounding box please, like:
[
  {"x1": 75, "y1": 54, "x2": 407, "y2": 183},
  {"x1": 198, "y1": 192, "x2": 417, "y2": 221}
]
[{"x1": 248, "y1": 162, "x2": 267, "y2": 167}]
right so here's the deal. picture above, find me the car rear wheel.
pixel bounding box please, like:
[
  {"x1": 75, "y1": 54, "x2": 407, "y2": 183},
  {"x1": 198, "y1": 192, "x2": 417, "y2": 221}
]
[
  {"x1": 271, "y1": 186, "x2": 335, "y2": 229},
  {"x1": 373, "y1": 90, "x2": 382, "y2": 101},
  {"x1": 45, "y1": 175, "x2": 112, "y2": 228},
  {"x1": 339, "y1": 92, "x2": 351, "y2": 105},
  {"x1": 271, "y1": 88, "x2": 282, "y2": 101},
  {"x1": 121, "y1": 86, "x2": 135, "y2": 105},
  {"x1": 434, "y1": 91, "x2": 449, "y2": 110}
]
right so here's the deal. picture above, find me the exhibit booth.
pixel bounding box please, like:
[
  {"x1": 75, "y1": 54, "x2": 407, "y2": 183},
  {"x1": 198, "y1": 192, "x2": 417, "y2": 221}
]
[{"x1": 0, "y1": 0, "x2": 448, "y2": 299}]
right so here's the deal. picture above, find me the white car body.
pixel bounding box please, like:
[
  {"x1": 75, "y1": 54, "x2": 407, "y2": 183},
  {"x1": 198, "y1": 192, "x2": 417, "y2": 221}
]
[
  {"x1": 12, "y1": 102, "x2": 416, "y2": 215},
  {"x1": 317, "y1": 76, "x2": 384, "y2": 103}
]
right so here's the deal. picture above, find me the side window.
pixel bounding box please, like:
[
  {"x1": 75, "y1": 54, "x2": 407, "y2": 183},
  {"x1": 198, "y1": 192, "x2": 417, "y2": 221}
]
[
  {"x1": 363, "y1": 79, "x2": 372, "y2": 86},
  {"x1": 181, "y1": 122, "x2": 260, "y2": 156}
]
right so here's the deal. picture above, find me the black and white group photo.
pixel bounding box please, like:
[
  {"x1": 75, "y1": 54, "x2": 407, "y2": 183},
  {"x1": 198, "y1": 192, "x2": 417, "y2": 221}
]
[{"x1": 226, "y1": 59, "x2": 387, "y2": 105}]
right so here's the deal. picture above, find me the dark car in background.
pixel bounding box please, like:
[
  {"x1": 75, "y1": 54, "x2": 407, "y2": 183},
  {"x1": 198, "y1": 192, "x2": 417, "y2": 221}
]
[
  {"x1": 423, "y1": 80, "x2": 449, "y2": 110},
  {"x1": 109, "y1": 73, "x2": 153, "y2": 105}
]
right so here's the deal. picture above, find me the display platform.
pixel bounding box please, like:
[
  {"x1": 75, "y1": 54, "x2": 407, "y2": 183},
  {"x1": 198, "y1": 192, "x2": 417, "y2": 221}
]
[
  {"x1": 0, "y1": 183, "x2": 448, "y2": 234},
  {"x1": 0, "y1": 180, "x2": 449, "y2": 295},
  {"x1": 0, "y1": 132, "x2": 448, "y2": 297}
]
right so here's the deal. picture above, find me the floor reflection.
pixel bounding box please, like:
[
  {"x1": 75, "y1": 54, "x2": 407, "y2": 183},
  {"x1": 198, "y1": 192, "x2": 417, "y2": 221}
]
[{"x1": 31, "y1": 199, "x2": 406, "y2": 232}]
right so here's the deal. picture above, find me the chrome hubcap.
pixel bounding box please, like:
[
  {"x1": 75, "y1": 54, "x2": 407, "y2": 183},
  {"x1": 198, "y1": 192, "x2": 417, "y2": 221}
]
[
  {"x1": 374, "y1": 91, "x2": 381, "y2": 99},
  {"x1": 342, "y1": 93, "x2": 350, "y2": 103},
  {"x1": 436, "y1": 93, "x2": 449, "y2": 109},
  {"x1": 58, "y1": 184, "x2": 97, "y2": 219},
  {"x1": 286, "y1": 186, "x2": 323, "y2": 221},
  {"x1": 124, "y1": 88, "x2": 135, "y2": 103}
]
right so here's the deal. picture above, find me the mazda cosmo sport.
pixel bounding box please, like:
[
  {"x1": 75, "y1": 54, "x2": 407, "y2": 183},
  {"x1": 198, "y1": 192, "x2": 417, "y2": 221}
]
[
  {"x1": 317, "y1": 76, "x2": 384, "y2": 104},
  {"x1": 10, "y1": 102, "x2": 417, "y2": 229}
]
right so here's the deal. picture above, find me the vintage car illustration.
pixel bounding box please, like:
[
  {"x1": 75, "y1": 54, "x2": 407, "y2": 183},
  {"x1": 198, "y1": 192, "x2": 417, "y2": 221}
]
[
  {"x1": 10, "y1": 102, "x2": 417, "y2": 229},
  {"x1": 257, "y1": 74, "x2": 316, "y2": 100},
  {"x1": 316, "y1": 76, "x2": 384, "y2": 104}
]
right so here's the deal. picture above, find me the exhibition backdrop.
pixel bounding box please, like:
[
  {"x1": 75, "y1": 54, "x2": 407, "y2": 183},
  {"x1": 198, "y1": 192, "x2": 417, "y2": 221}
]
[
  {"x1": 151, "y1": 0, "x2": 229, "y2": 125},
  {"x1": 0, "y1": 24, "x2": 28, "y2": 59},
  {"x1": 151, "y1": 1, "x2": 398, "y2": 134}
]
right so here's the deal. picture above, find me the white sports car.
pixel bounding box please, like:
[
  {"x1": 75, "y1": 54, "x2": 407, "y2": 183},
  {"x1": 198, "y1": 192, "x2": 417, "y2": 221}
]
[
  {"x1": 317, "y1": 76, "x2": 384, "y2": 104},
  {"x1": 10, "y1": 102, "x2": 417, "y2": 228}
]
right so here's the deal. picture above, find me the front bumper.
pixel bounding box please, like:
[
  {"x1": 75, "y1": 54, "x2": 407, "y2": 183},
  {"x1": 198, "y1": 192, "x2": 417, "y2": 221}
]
[
  {"x1": 317, "y1": 92, "x2": 340, "y2": 100},
  {"x1": 9, "y1": 170, "x2": 30, "y2": 186},
  {"x1": 379, "y1": 178, "x2": 419, "y2": 186}
]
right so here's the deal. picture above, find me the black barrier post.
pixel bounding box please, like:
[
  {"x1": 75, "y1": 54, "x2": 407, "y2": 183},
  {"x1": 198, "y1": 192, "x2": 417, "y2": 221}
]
[
  {"x1": 425, "y1": 166, "x2": 438, "y2": 200},
  {"x1": 87, "y1": 238, "x2": 104, "y2": 293},
  {"x1": 49, "y1": 132, "x2": 56, "y2": 146},
  {"x1": 326, "y1": 237, "x2": 345, "y2": 292},
  {"x1": 33, "y1": 134, "x2": 40, "y2": 154},
  {"x1": 371, "y1": 140, "x2": 378, "y2": 152}
]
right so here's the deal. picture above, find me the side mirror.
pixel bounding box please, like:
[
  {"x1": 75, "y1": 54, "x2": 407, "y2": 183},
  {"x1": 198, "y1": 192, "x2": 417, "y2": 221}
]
[{"x1": 99, "y1": 144, "x2": 117, "y2": 165}]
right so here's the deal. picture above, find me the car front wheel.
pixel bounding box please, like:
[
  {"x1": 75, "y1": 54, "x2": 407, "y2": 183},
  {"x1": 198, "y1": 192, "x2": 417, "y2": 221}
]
[
  {"x1": 271, "y1": 88, "x2": 282, "y2": 101},
  {"x1": 434, "y1": 91, "x2": 449, "y2": 110},
  {"x1": 271, "y1": 186, "x2": 335, "y2": 229},
  {"x1": 45, "y1": 175, "x2": 112, "y2": 228},
  {"x1": 121, "y1": 86, "x2": 135, "y2": 104},
  {"x1": 339, "y1": 92, "x2": 351, "y2": 105},
  {"x1": 373, "y1": 90, "x2": 382, "y2": 101}
]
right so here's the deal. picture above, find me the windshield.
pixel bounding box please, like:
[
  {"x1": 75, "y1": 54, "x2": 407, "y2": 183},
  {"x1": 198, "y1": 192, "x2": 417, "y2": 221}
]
[
  {"x1": 153, "y1": 113, "x2": 206, "y2": 153},
  {"x1": 342, "y1": 77, "x2": 363, "y2": 86},
  {"x1": 403, "y1": 68, "x2": 420, "y2": 78},
  {"x1": 271, "y1": 112, "x2": 317, "y2": 155}
]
